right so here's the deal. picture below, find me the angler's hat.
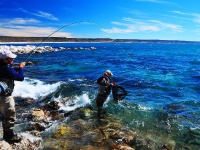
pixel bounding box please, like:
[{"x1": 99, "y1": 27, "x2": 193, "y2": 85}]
[
  {"x1": 105, "y1": 70, "x2": 113, "y2": 76},
  {"x1": 0, "y1": 49, "x2": 17, "y2": 59}
]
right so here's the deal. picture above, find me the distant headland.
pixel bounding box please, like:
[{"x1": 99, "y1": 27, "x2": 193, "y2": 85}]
[{"x1": 0, "y1": 36, "x2": 200, "y2": 43}]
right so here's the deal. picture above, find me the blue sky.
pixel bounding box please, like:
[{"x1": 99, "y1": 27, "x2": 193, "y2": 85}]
[{"x1": 0, "y1": 0, "x2": 200, "y2": 41}]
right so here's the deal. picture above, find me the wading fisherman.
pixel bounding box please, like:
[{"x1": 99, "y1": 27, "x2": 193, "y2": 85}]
[
  {"x1": 96, "y1": 70, "x2": 116, "y2": 118},
  {"x1": 0, "y1": 49, "x2": 25, "y2": 143}
]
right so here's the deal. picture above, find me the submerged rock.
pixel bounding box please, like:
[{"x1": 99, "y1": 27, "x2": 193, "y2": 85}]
[{"x1": 1, "y1": 97, "x2": 192, "y2": 149}]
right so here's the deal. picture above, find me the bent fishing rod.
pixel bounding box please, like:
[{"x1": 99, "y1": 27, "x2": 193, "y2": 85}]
[{"x1": 24, "y1": 21, "x2": 95, "y2": 62}]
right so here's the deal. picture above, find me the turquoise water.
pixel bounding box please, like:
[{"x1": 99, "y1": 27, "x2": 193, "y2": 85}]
[{"x1": 2, "y1": 42, "x2": 200, "y2": 149}]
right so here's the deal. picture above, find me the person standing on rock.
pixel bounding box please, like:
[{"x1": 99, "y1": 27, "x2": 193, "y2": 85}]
[
  {"x1": 96, "y1": 70, "x2": 116, "y2": 118},
  {"x1": 0, "y1": 49, "x2": 25, "y2": 143}
]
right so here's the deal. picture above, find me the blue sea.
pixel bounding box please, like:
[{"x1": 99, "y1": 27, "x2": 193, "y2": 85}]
[{"x1": 1, "y1": 42, "x2": 200, "y2": 149}]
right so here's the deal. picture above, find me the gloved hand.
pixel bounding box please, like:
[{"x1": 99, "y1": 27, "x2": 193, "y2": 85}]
[{"x1": 111, "y1": 83, "x2": 116, "y2": 87}]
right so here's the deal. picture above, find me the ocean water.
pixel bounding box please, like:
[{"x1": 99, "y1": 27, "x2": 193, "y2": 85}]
[{"x1": 1, "y1": 42, "x2": 200, "y2": 148}]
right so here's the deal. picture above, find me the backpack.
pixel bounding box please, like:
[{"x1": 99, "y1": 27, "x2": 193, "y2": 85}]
[{"x1": 0, "y1": 81, "x2": 11, "y2": 95}]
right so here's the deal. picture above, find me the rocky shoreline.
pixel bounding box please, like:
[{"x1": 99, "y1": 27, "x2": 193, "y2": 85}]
[
  {"x1": 0, "y1": 45, "x2": 97, "y2": 57},
  {"x1": 0, "y1": 97, "x2": 175, "y2": 150}
]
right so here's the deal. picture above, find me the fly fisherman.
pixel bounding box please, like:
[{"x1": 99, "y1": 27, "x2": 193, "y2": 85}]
[
  {"x1": 96, "y1": 70, "x2": 116, "y2": 118},
  {"x1": 0, "y1": 49, "x2": 25, "y2": 143}
]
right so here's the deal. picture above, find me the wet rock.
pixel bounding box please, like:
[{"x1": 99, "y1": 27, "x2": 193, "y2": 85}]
[
  {"x1": 26, "y1": 61, "x2": 34, "y2": 66},
  {"x1": 0, "y1": 141, "x2": 11, "y2": 150},
  {"x1": 78, "y1": 107, "x2": 92, "y2": 118},
  {"x1": 0, "y1": 135, "x2": 41, "y2": 150},
  {"x1": 114, "y1": 144, "x2": 135, "y2": 150},
  {"x1": 29, "y1": 123, "x2": 46, "y2": 132},
  {"x1": 132, "y1": 135, "x2": 153, "y2": 150},
  {"x1": 15, "y1": 97, "x2": 35, "y2": 107},
  {"x1": 28, "y1": 130, "x2": 42, "y2": 137},
  {"x1": 44, "y1": 46, "x2": 54, "y2": 52},
  {"x1": 40, "y1": 108, "x2": 142, "y2": 149},
  {"x1": 165, "y1": 140, "x2": 176, "y2": 150},
  {"x1": 34, "y1": 50, "x2": 43, "y2": 53},
  {"x1": 32, "y1": 109, "x2": 46, "y2": 122},
  {"x1": 109, "y1": 132, "x2": 123, "y2": 139},
  {"x1": 47, "y1": 100, "x2": 59, "y2": 110},
  {"x1": 3, "y1": 95, "x2": 182, "y2": 149},
  {"x1": 1, "y1": 45, "x2": 97, "y2": 55},
  {"x1": 90, "y1": 46, "x2": 96, "y2": 50}
]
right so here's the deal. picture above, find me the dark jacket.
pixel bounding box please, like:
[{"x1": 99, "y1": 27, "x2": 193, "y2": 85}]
[
  {"x1": 0, "y1": 60, "x2": 24, "y2": 94},
  {"x1": 96, "y1": 75, "x2": 113, "y2": 96}
]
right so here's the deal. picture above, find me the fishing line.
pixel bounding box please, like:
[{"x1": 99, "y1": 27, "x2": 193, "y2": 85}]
[
  {"x1": 22, "y1": 20, "x2": 133, "y2": 65},
  {"x1": 114, "y1": 42, "x2": 134, "y2": 62},
  {"x1": 22, "y1": 21, "x2": 130, "y2": 98},
  {"x1": 23, "y1": 20, "x2": 98, "y2": 85},
  {"x1": 24, "y1": 21, "x2": 96, "y2": 62}
]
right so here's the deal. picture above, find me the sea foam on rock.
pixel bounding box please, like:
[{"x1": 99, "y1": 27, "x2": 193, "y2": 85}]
[{"x1": 0, "y1": 45, "x2": 96, "y2": 55}]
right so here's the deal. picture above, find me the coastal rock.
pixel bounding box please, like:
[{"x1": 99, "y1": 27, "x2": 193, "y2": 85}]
[
  {"x1": 32, "y1": 109, "x2": 46, "y2": 122},
  {"x1": 90, "y1": 46, "x2": 96, "y2": 50},
  {"x1": 0, "y1": 135, "x2": 41, "y2": 150},
  {"x1": 114, "y1": 145, "x2": 135, "y2": 150},
  {"x1": 40, "y1": 105, "x2": 141, "y2": 149},
  {"x1": 27, "y1": 61, "x2": 34, "y2": 66},
  {"x1": 165, "y1": 140, "x2": 176, "y2": 150},
  {"x1": 0, "y1": 45, "x2": 97, "y2": 55},
  {"x1": 0, "y1": 141, "x2": 11, "y2": 150},
  {"x1": 1, "y1": 97, "x2": 182, "y2": 149}
]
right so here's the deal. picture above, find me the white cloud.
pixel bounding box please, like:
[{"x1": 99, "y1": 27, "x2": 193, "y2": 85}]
[
  {"x1": 101, "y1": 17, "x2": 181, "y2": 34},
  {"x1": 150, "y1": 20, "x2": 183, "y2": 32},
  {"x1": 35, "y1": 11, "x2": 58, "y2": 21},
  {"x1": 20, "y1": 8, "x2": 58, "y2": 21},
  {"x1": 140, "y1": 25, "x2": 160, "y2": 31},
  {"x1": 192, "y1": 14, "x2": 200, "y2": 24},
  {"x1": 101, "y1": 27, "x2": 133, "y2": 34},
  {"x1": 128, "y1": 10, "x2": 146, "y2": 16},
  {"x1": 0, "y1": 26, "x2": 72, "y2": 37},
  {"x1": 0, "y1": 18, "x2": 72, "y2": 37},
  {"x1": 135, "y1": 0, "x2": 174, "y2": 4},
  {"x1": 171, "y1": 11, "x2": 186, "y2": 15},
  {"x1": 7, "y1": 18, "x2": 40, "y2": 24},
  {"x1": 172, "y1": 10, "x2": 200, "y2": 24}
]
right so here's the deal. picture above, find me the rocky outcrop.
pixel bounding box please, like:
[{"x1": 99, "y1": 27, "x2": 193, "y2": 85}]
[
  {"x1": 0, "y1": 45, "x2": 97, "y2": 55},
  {"x1": 0, "y1": 99, "x2": 176, "y2": 150},
  {"x1": 0, "y1": 137, "x2": 41, "y2": 150}
]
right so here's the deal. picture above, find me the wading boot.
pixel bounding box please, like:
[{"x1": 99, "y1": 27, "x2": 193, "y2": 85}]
[
  {"x1": 97, "y1": 107, "x2": 106, "y2": 119},
  {"x1": 97, "y1": 107, "x2": 102, "y2": 118},
  {"x1": 3, "y1": 131, "x2": 21, "y2": 144}
]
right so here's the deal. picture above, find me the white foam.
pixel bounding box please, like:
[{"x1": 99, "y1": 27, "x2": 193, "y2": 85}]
[
  {"x1": 0, "y1": 45, "x2": 37, "y2": 53},
  {"x1": 138, "y1": 104, "x2": 152, "y2": 111},
  {"x1": 20, "y1": 132, "x2": 42, "y2": 143},
  {"x1": 13, "y1": 77, "x2": 61, "y2": 99},
  {"x1": 58, "y1": 93, "x2": 91, "y2": 111}
]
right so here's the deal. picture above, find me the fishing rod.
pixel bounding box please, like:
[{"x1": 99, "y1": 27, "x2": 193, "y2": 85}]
[{"x1": 24, "y1": 21, "x2": 95, "y2": 62}]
